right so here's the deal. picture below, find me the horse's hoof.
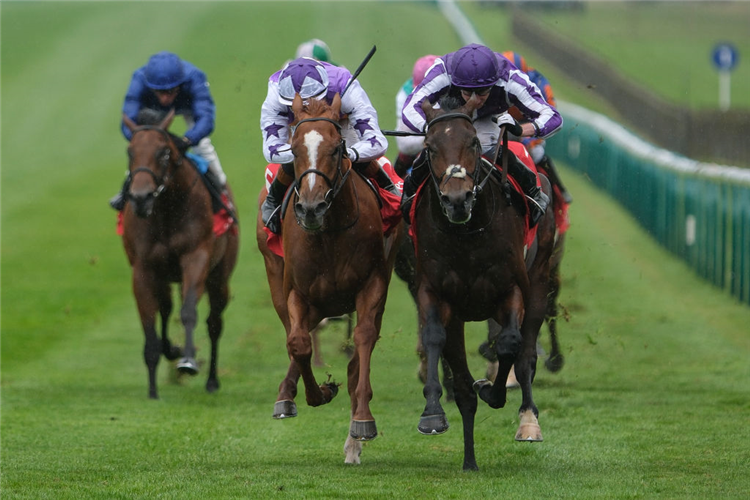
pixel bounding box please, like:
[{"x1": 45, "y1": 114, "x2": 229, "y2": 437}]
[
  {"x1": 324, "y1": 381, "x2": 339, "y2": 401},
  {"x1": 545, "y1": 354, "x2": 564, "y2": 373},
  {"x1": 350, "y1": 420, "x2": 378, "y2": 441},
  {"x1": 474, "y1": 379, "x2": 506, "y2": 409},
  {"x1": 273, "y1": 400, "x2": 297, "y2": 419},
  {"x1": 418, "y1": 413, "x2": 449, "y2": 435},
  {"x1": 515, "y1": 410, "x2": 543, "y2": 442},
  {"x1": 205, "y1": 379, "x2": 220, "y2": 393},
  {"x1": 505, "y1": 369, "x2": 520, "y2": 389},
  {"x1": 176, "y1": 357, "x2": 199, "y2": 375}
]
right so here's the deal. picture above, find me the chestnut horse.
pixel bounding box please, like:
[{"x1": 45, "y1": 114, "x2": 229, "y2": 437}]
[
  {"x1": 256, "y1": 94, "x2": 403, "y2": 464},
  {"x1": 121, "y1": 110, "x2": 239, "y2": 399},
  {"x1": 411, "y1": 96, "x2": 556, "y2": 470}
]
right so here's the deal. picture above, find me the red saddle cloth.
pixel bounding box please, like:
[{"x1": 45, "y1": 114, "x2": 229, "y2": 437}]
[
  {"x1": 116, "y1": 194, "x2": 237, "y2": 237},
  {"x1": 409, "y1": 141, "x2": 539, "y2": 251},
  {"x1": 263, "y1": 157, "x2": 403, "y2": 258}
]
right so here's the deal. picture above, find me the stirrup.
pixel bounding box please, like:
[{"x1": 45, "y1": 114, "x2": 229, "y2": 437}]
[{"x1": 264, "y1": 205, "x2": 282, "y2": 234}]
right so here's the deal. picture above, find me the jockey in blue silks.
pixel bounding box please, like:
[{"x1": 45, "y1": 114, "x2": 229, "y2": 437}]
[
  {"x1": 259, "y1": 57, "x2": 394, "y2": 235},
  {"x1": 110, "y1": 51, "x2": 229, "y2": 210},
  {"x1": 401, "y1": 44, "x2": 563, "y2": 226}
]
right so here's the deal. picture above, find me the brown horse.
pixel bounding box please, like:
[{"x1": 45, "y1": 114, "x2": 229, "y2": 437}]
[
  {"x1": 255, "y1": 94, "x2": 403, "y2": 464},
  {"x1": 121, "y1": 110, "x2": 239, "y2": 399},
  {"x1": 411, "y1": 96, "x2": 556, "y2": 470}
]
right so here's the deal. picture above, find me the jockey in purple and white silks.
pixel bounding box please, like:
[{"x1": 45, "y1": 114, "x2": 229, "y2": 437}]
[
  {"x1": 110, "y1": 51, "x2": 229, "y2": 211},
  {"x1": 259, "y1": 57, "x2": 393, "y2": 234},
  {"x1": 400, "y1": 44, "x2": 563, "y2": 226}
]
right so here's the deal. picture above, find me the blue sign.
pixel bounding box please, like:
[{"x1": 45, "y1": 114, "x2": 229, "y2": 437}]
[{"x1": 712, "y1": 43, "x2": 739, "y2": 71}]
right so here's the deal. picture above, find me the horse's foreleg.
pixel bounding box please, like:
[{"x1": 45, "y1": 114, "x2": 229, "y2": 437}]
[
  {"x1": 177, "y1": 249, "x2": 211, "y2": 376},
  {"x1": 442, "y1": 319, "x2": 478, "y2": 471},
  {"x1": 474, "y1": 286, "x2": 524, "y2": 409},
  {"x1": 347, "y1": 279, "x2": 387, "y2": 443},
  {"x1": 157, "y1": 283, "x2": 181, "y2": 361},
  {"x1": 417, "y1": 287, "x2": 449, "y2": 435},
  {"x1": 274, "y1": 358, "x2": 301, "y2": 419},
  {"x1": 205, "y1": 267, "x2": 230, "y2": 393},
  {"x1": 133, "y1": 268, "x2": 161, "y2": 399},
  {"x1": 286, "y1": 291, "x2": 337, "y2": 408}
]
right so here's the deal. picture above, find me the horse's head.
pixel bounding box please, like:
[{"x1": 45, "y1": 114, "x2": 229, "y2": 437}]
[
  {"x1": 422, "y1": 94, "x2": 484, "y2": 224},
  {"x1": 123, "y1": 109, "x2": 179, "y2": 218},
  {"x1": 289, "y1": 93, "x2": 349, "y2": 232}
]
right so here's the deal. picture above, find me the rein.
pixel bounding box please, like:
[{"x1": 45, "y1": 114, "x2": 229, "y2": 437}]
[{"x1": 288, "y1": 116, "x2": 359, "y2": 231}]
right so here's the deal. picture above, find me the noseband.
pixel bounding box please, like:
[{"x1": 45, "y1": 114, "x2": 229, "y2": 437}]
[
  {"x1": 128, "y1": 125, "x2": 183, "y2": 201},
  {"x1": 289, "y1": 117, "x2": 351, "y2": 214}
]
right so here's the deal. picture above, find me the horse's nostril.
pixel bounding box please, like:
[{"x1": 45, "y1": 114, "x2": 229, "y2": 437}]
[{"x1": 314, "y1": 202, "x2": 328, "y2": 217}]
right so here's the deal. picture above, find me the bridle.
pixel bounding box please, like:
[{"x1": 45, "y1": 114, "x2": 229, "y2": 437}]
[
  {"x1": 286, "y1": 116, "x2": 358, "y2": 230},
  {"x1": 127, "y1": 125, "x2": 183, "y2": 201},
  {"x1": 425, "y1": 113, "x2": 495, "y2": 206}
]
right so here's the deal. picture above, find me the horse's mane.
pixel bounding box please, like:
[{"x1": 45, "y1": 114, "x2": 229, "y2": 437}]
[
  {"x1": 438, "y1": 95, "x2": 465, "y2": 112},
  {"x1": 136, "y1": 108, "x2": 167, "y2": 126},
  {"x1": 135, "y1": 108, "x2": 185, "y2": 152}
]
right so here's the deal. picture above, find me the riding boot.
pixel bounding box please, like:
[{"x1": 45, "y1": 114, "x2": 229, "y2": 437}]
[
  {"x1": 400, "y1": 149, "x2": 429, "y2": 224},
  {"x1": 393, "y1": 152, "x2": 417, "y2": 179},
  {"x1": 109, "y1": 174, "x2": 131, "y2": 211},
  {"x1": 539, "y1": 155, "x2": 573, "y2": 204},
  {"x1": 261, "y1": 166, "x2": 293, "y2": 234},
  {"x1": 507, "y1": 152, "x2": 549, "y2": 227},
  {"x1": 204, "y1": 167, "x2": 227, "y2": 213}
]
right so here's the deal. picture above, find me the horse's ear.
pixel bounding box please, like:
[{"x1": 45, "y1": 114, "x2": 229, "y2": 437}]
[
  {"x1": 292, "y1": 94, "x2": 304, "y2": 116},
  {"x1": 159, "y1": 108, "x2": 176, "y2": 130},
  {"x1": 331, "y1": 93, "x2": 342, "y2": 116},
  {"x1": 421, "y1": 99, "x2": 437, "y2": 122},
  {"x1": 122, "y1": 113, "x2": 138, "y2": 132}
]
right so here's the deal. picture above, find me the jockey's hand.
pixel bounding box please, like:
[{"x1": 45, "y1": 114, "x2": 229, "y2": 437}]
[
  {"x1": 346, "y1": 147, "x2": 360, "y2": 163},
  {"x1": 181, "y1": 137, "x2": 192, "y2": 148}
]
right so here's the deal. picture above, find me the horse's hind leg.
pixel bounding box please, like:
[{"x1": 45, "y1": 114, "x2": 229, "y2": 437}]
[
  {"x1": 442, "y1": 319, "x2": 478, "y2": 471},
  {"x1": 157, "y1": 283, "x2": 181, "y2": 361},
  {"x1": 474, "y1": 287, "x2": 524, "y2": 410},
  {"x1": 204, "y1": 267, "x2": 230, "y2": 393},
  {"x1": 133, "y1": 269, "x2": 161, "y2": 399},
  {"x1": 544, "y1": 240, "x2": 565, "y2": 373}
]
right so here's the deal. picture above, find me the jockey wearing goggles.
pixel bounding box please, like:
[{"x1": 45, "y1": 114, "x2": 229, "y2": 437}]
[
  {"x1": 401, "y1": 44, "x2": 563, "y2": 226},
  {"x1": 259, "y1": 57, "x2": 393, "y2": 234},
  {"x1": 110, "y1": 51, "x2": 229, "y2": 211}
]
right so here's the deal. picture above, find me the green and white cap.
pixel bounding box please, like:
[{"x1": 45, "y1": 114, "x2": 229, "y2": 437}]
[{"x1": 295, "y1": 39, "x2": 334, "y2": 65}]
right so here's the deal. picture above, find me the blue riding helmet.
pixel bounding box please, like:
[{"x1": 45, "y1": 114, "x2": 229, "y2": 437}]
[
  {"x1": 449, "y1": 44, "x2": 501, "y2": 88},
  {"x1": 144, "y1": 52, "x2": 186, "y2": 90},
  {"x1": 278, "y1": 57, "x2": 329, "y2": 106}
]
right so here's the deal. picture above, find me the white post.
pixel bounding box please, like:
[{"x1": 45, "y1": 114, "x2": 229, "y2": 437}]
[{"x1": 719, "y1": 70, "x2": 731, "y2": 111}]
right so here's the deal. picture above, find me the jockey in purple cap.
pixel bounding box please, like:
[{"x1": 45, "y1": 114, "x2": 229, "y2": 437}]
[
  {"x1": 110, "y1": 51, "x2": 229, "y2": 211},
  {"x1": 401, "y1": 44, "x2": 563, "y2": 226},
  {"x1": 259, "y1": 57, "x2": 393, "y2": 234}
]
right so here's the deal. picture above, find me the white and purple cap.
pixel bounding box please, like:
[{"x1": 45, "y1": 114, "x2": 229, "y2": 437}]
[{"x1": 278, "y1": 57, "x2": 329, "y2": 106}]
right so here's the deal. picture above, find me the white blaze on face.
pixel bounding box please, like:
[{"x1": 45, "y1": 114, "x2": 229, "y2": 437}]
[{"x1": 303, "y1": 130, "x2": 324, "y2": 190}]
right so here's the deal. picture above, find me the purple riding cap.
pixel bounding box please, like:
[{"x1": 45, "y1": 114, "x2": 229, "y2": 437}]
[
  {"x1": 278, "y1": 58, "x2": 330, "y2": 105},
  {"x1": 449, "y1": 44, "x2": 502, "y2": 88}
]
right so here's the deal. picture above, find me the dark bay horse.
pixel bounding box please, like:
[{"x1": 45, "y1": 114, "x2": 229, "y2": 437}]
[
  {"x1": 121, "y1": 110, "x2": 239, "y2": 399},
  {"x1": 411, "y1": 96, "x2": 556, "y2": 470},
  {"x1": 255, "y1": 94, "x2": 403, "y2": 464}
]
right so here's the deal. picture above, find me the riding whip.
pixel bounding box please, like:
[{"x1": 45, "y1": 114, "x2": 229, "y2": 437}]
[{"x1": 341, "y1": 45, "x2": 377, "y2": 98}]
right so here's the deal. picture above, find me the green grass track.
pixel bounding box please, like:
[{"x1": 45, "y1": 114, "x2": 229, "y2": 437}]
[{"x1": 3, "y1": 2, "x2": 749, "y2": 498}]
